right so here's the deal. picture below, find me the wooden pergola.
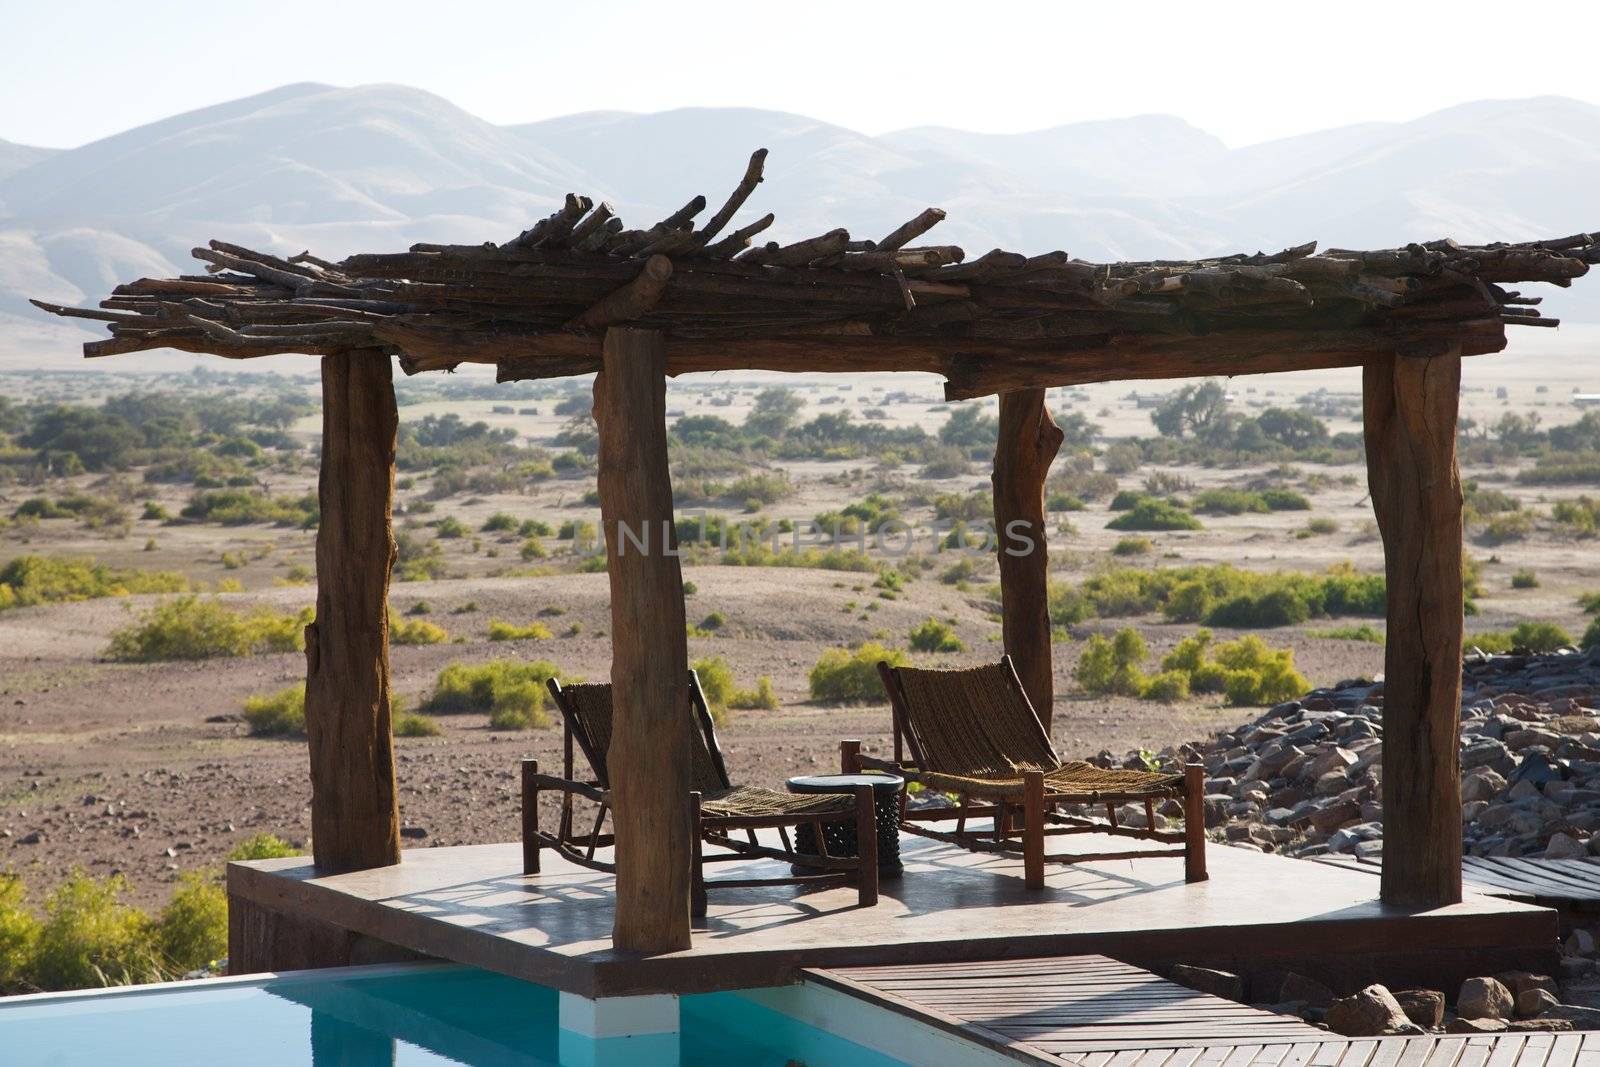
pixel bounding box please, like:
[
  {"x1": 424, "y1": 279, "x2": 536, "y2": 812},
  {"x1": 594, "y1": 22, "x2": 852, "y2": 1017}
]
[{"x1": 36, "y1": 149, "x2": 1599, "y2": 954}]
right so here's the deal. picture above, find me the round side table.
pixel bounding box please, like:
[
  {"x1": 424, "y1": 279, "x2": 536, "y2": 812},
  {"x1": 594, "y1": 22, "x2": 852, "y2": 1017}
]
[{"x1": 786, "y1": 773, "x2": 904, "y2": 878}]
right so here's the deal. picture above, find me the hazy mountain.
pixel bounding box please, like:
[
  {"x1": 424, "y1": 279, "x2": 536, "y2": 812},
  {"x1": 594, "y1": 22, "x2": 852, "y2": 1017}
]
[
  {"x1": 0, "y1": 139, "x2": 55, "y2": 182},
  {"x1": 4, "y1": 86, "x2": 1597, "y2": 365}
]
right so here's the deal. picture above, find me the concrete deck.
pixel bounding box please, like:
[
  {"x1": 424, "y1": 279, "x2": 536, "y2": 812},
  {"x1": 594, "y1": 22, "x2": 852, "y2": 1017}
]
[{"x1": 228, "y1": 833, "x2": 1558, "y2": 999}]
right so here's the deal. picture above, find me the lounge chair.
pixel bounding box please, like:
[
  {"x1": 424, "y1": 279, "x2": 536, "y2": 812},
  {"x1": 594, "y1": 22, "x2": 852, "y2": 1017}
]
[
  {"x1": 847, "y1": 655, "x2": 1206, "y2": 888},
  {"x1": 523, "y1": 671, "x2": 878, "y2": 914}
]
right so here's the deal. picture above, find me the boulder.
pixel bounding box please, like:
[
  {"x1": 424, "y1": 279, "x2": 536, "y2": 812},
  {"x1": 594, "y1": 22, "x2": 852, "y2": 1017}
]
[
  {"x1": 1457, "y1": 977, "x2": 1514, "y2": 1020},
  {"x1": 1325, "y1": 985, "x2": 1416, "y2": 1037},
  {"x1": 1393, "y1": 988, "x2": 1444, "y2": 1028},
  {"x1": 1446, "y1": 1016, "x2": 1508, "y2": 1033},
  {"x1": 1515, "y1": 988, "x2": 1558, "y2": 1018},
  {"x1": 1169, "y1": 964, "x2": 1244, "y2": 1002},
  {"x1": 1566, "y1": 928, "x2": 1597, "y2": 957},
  {"x1": 1278, "y1": 972, "x2": 1335, "y2": 1009},
  {"x1": 1546, "y1": 832, "x2": 1588, "y2": 859},
  {"x1": 1461, "y1": 768, "x2": 1507, "y2": 803},
  {"x1": 1496, "y1": 971, "x2": 1558, "y2": 997}
]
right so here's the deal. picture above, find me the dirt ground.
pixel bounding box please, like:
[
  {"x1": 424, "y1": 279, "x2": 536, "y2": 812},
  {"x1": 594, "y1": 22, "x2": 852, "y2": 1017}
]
[{"x1": 1, "y1": 348, "x2": 1596, "y2": 910}]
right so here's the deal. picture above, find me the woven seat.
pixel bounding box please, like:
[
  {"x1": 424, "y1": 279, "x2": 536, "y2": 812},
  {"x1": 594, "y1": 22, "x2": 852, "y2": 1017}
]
[
  {"x1": 917, "y1": 761, "x2": 1179, "y2": 801},
  {"x1": 860, "y1": 655, "x2": 1207, "y2": 888},
  {"x1": 702, "y1": 785, "x2": 854, "y2": 820},
  {"x1": 526, "y1": 670, "x2": 879, "y2": 913}
]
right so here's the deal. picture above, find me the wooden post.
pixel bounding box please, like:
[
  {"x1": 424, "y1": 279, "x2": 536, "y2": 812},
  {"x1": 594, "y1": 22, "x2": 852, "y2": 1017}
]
[
  {"x1": 594, "y1": 326, "x2": 695, "y2": 952},
  {"x1": 305, "y1": 348, "x2": 401, "y2": 873},
  {"x1": 1364, "y1": 347, "x2": 1465, "y2": 908},
  {"x1": 1183, "y1": 764, "x2": 1208, "y2": 884},
  {"x1": 1023, "y1": 770, "x2": 1046, "y2": 890},
  {"x1": 992, "y1": 389, "x2": 1065, "y2": 728}
]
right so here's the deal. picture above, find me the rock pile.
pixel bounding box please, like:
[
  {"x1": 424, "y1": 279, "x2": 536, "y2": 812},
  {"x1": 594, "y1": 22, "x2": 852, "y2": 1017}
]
[
  {"x1": 1114, "y1": 645, "x2": 1600, "y2": 863},
  {"x1": 1170, "y1": 966, "x2": 1575, "y2": 1035}
]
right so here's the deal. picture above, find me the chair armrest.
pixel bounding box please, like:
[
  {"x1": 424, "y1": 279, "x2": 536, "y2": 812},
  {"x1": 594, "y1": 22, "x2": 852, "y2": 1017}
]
[
  {"x1": 856, "y1": 752, "x2": 918, "y2": 777},
  {"x1": 525, "y1": 773, "x2": 608, "y2": 805}
]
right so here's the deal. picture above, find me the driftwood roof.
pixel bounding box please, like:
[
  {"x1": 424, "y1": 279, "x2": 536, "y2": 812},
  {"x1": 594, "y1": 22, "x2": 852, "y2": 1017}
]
[{"x1": 33, "y1": 149, "x2": 1599, "y2": 400}]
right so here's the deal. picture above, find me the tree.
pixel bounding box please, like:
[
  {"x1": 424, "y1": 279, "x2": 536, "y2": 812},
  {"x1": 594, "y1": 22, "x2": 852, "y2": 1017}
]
[
  {"x1": 939, "y1": 402, "x2": 999, "y2": 451},
  {"x1": 1055, "y1": 411, "x2": 1100, "y2": 451},
  {"x1": 20, "y1": 406, "x2": 144, "y2": 471},
  {"x1": 744, "y1": 388, "x2": 804, "y2": 440},
  {"x1": 1151, "y1": 381, "x2": 1228, "y2": 439},
  {"x1": 1255, "y1": 407, "x2": 1329, "y2": 449}
]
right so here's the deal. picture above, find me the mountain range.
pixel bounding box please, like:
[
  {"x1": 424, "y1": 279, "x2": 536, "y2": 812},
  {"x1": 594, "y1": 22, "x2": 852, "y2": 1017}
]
[{"x1": 4, "y1": 83, "x2": 1598, "y2": 365}]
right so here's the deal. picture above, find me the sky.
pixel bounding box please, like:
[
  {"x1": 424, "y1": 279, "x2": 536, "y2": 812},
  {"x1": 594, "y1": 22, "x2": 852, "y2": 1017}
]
[{"x1": 5, "y1": 1, "x2": 1600, "y2": 150}]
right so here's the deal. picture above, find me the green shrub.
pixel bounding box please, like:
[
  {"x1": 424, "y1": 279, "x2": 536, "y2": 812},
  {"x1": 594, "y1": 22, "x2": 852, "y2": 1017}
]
[
  {"x1": 1111, "y1": 536, "x2": 1153, "y2": 557},
  {"x1": 519, "y1": 519, "x2": 553, "y2": 537},
  {"x1": 1047, "y1": 491, "x2": 1086, "y2": 512},
  {"x1": 1552, "y1": 497, "x2": 1600, "y2": 537},
  {"x1": 482, "y1": 513, "x2": 519, "y2": 532},
  {"x1": 693, "y1": 656, "x2": 736, "y2": 714},
  {"x1": 1139, "y1": 669, "x2": 1191, "y2": 702},
  {"x1": 243, "y1": 684, "x2": 307, "y2": 736},
  {"x1": 810, "y1": 642, "x2": 909, "y2": 703},
  {"x1": 106, "y1": 597, "x2": 310, "y2": 661},
  {"x1": 32, "y1": 872, "x2": 164, "y2": 990},
  {"x1": 1582, "y1": 592, "x2": 1600, "y2": 614},
  {"x1": 1303, "y1": 518, "x2": 1339, "y2": 536},
  {"x1": 1106, "y1": 499, "x2": 1201, "y2": 531},
  {"x1": 394, "y1": 711, "x2": 443, "y2": 738},
  {"x1": 1518, "y1": 454, "x2": 1600, "y2": 485},
  {"x1": 1260, "y1": 489, "x2": 1311, "y2": 511},
  {"x1": 1583, "y1": 618, "x2": 1600, "y2": 650},
  {"x1": 1470, "y1": 622, "x2": 1574, "y2": 654},
  {"x1": 519, "y1": 536, "x2": 548, "y2": 560},
  {"x1": 390, "y1": 614, "x2": 449, "y2": 645},
  {"x1": 1075, "y1": 628, "x2": 1149, "y2": 696},
  {"x1": 425, "y1": 661, "x2": 560, "y2": 730},
  {"x1": 227, "y1": 833, "x2": 300, "y2": 861},
  {"x1": 488, "y1": 619, "x2": 554, "y2": 641},
  {"x1": 434, "y1": 516, "x2": 468, "y2": 539},
  {"x1": 1212, "y1": 635, "x2": 1310, "y2": 706},
  {"x1": 1191, "y1": 488, "x2": 1268, "y2": 515},
  {"x1": 909, "y1": 617, "x2": 964, "y2": 653},
  {"x1": 1511, "y1": 569, "x2": 1540, "y2": 590},
  {"x1": 155, "y1": 874, "x2": 227, "y2": 973},
  {"x1": 1480, "y1": 512, "x2": 1534, "y2": 545},
  {"x1": 729, "y1": 676, "x2": 779, "y2": 710},
  {"x1": 0, "y1": 875, "x2": 39, "y2": 992},
  {"x1": 0, "y1": 556, "x2": 189, "y2": 611},
  {"x1": 181, "y1": 490, "x2": 316, "y2": 527}
]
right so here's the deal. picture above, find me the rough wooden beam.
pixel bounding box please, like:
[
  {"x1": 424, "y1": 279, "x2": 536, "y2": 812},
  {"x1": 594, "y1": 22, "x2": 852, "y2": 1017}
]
[
  {"x1": 305, "y1": 348, "x2": 401, "y2": 874},
  {"x1": 992, "y1": 389, "x2": 1065, "y2": 727},
  {"x1": 595, "y1": 327, "x2": 695, "y2": 953},
  {"x1": 1365, "y1": 346, "x2": 1465, "y2": 909}
]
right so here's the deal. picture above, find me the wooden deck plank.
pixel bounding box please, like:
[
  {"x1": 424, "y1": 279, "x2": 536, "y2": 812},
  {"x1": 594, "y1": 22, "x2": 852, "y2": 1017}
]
[{"x1": 817, "y1": 953, "x2": 1326, "y2": 1057}]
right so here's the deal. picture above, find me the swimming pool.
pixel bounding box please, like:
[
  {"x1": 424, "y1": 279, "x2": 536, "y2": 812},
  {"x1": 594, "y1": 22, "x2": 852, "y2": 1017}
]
[{"x1": 1, "y1": 963, "x2": 917, "y2": 1066}]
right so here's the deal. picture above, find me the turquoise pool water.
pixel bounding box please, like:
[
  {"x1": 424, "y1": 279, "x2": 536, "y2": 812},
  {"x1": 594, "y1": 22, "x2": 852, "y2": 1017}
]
[{"x1": 1, "y1": 964, "x2": 911, "y2": 1066}]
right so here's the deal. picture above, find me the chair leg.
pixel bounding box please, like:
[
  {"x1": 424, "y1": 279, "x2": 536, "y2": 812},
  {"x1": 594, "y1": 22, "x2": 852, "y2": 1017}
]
[
  {"x1": 840, "y1": 738, "x2": 861, "y2": 774},
  {"x1": 521, "y1": 759, "x2": 540, "y2": 875},
  {"x1": 1184, "y1": 763, "x2": 1209, "y2": 884},
  {"x1": 1023, "y1": 770, "x2": 1045, "y2": 890},
  {"x1": 854, "y1": 785, "x2": 879, "y2": 907},
  {"x1": 690, "y1": 792, "x2": 708, "y2": 917}
]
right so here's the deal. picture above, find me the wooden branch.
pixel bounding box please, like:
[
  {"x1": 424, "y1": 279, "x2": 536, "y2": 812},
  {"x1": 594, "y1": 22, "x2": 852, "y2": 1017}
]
[
  {"x1": 877, "y1": 208, "x2": 946, "y2": 252},
  {"x1": 700, "y1": 213, "x2": 775, "y2": 259},
  {"x1": 693, "y1": 148, "x2": 767, "y2": 246},
  {"x1": 565, "y1": 255, "x2": 674, "y2": 330}
]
